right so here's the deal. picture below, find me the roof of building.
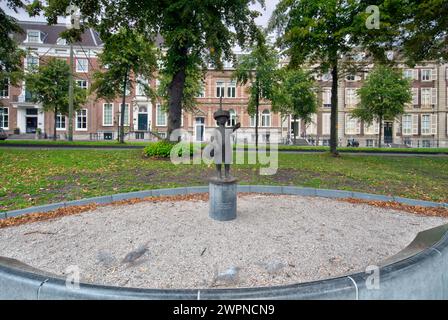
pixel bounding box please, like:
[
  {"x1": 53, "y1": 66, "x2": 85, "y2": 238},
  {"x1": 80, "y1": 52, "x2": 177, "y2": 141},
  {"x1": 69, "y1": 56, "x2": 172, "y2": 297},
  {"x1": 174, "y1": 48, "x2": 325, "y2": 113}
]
[
  {"x1": 15, "y1": 21, "x2": 103, "y2": 47},
  {"x1": 14, "y1": 20, "x2": 165, "y2": 49}
]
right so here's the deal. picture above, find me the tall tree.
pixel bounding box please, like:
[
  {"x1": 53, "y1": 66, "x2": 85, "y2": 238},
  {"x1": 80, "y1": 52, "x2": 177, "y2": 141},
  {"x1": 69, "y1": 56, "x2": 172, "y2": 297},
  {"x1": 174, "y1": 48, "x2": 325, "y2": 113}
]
[
  {"x1": 25, "y1": 58, "x2": 86, "y2": 140},
  {"x1": 400, "y1": 0, "x2": 448, "y2": 64},
  {"x1": 91, "y1": 28, "x2": 157, "y2": 144},
  {"x1": 351, "y1": 65, "x2": 412, "y2": 148},
  {"x1": 271, "y1": 68, "x2": 318, "y2": 144},
  {"x1": 157, "y1": 63, "x2": 204, "y2": 116},
  {"x1": 0, "y1": 1, "x2": 25, "y2": 102},
  {"x1": 270, "y1": 0, "x2": 374, "y2": 156},
  {"x1": 233, "y1": 31, "x2": 280, "y2": 151},
  {"x1": 35, "y1": 0, "x2": 262, "y2": 138}
]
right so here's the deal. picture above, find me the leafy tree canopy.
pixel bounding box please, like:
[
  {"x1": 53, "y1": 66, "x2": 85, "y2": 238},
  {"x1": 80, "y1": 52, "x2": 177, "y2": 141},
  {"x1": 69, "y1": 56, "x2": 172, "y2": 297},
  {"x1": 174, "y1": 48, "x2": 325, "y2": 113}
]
[
  {"x1": 0, "y1": 2, "x2": 25, "y2": 87},
  {"x1": 233, "y1": 31, "x2": 280, "y2": 115},
  {"x1": 352, "y1": 65, "x2": 412, "y2": 124},
  {"x1": 30, "y1": 0, "x2": 264, "y2": 135},
  {"x1": 91, "y1": 27, "x2": 158, "y2": 101},
  {"x1": 26, "y1": 57, "x2": 86, "y2": 115},
  {"x1": 272, "y1": 68, "x2": 317, "y2": 124}
]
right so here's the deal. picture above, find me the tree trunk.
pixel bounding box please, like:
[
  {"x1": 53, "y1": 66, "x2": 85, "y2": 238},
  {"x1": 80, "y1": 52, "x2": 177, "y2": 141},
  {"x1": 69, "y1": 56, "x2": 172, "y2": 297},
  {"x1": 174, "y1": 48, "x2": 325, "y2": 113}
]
[
  {"x1": 255, "y1": 76, "x2": 260, "y2": 155},
  {"x1": 53, "y1": 109, "x2": 57, "y2": 141},
  {"x1": 378, "y1": 116, "x2": 383, "y2": 148},
  {"x1": 167, "y1": 47, "x2": 188, "y2": 139},
  {"x1": 293, "y1": 115, "x2": 297, "y2": 145},
  {"x1": 330, "y1": 60, "x2": 339, "y2": 156},
  {"x1": 120, "y1": 68, "x2": 129, "y2": 144}
]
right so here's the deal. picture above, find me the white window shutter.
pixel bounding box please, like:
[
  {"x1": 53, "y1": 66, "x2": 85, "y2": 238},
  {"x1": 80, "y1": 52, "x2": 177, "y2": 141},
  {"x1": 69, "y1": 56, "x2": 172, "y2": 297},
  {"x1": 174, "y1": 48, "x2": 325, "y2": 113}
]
[
  {"x1": 431, "y1": 68, "x2": 438, "y2": 81},
  {"x1": 414, "y1": 69, "x2": 419, "y2": 80},
  {"x1": 374, "y1": 121, "x2": 380, "y2": 134},
  {"x1": 412, "y1": 114, "x2": 419, "y2": 135},
  {"x1": 412, "y1": 88, "x2": 419, "y2": 105},
  {"x1": 345, "y1": 115, "x2": 350, "y2": 134},
  {"x1": 431, "y1": 114, "x2": 438, "y2": 134},
  {"x1": 356, "y1": 119, "x2": 361, "y2": 134},
  {"x1": 431, "y1": 88, "x2": 438, "y2": 105}
]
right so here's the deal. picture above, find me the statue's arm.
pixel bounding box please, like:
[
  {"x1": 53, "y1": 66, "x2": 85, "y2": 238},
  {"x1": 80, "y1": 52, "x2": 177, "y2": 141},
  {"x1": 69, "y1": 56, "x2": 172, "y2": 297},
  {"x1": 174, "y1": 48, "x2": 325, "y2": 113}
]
[{"x1": 233, "y1": 123, "x2": 241, "y2": 132}]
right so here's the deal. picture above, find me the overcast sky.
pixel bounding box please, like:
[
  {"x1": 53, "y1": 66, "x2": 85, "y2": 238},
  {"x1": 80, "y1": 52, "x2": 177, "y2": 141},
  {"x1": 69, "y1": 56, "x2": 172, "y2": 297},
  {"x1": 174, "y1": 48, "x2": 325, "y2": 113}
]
[{"x1": 1, "y1": 0, "x2": 279, "y2": 27}]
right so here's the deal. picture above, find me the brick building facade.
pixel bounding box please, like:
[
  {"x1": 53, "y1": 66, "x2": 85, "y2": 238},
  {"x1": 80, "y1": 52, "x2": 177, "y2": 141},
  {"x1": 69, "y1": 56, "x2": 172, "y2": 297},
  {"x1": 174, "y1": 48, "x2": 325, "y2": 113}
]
[{"x1": 1, "y1": 21, "x2": 448, "y2": 148}]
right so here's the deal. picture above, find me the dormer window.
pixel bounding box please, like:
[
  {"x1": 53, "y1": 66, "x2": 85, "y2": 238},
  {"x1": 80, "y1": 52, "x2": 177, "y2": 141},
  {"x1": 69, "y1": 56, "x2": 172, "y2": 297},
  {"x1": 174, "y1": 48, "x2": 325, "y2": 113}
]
[
  {"x1": 27, "y1": 30, "x2": 42, "y2": 43},
  {"x1": 56, "y1": 38, "x2": 67, "y2": 46}
]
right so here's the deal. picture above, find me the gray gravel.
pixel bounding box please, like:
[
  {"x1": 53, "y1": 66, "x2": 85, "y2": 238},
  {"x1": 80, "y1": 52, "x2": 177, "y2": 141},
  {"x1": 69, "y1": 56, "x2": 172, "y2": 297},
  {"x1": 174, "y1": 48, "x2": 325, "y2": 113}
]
[{"x1": 0, "y1": 194, "x2": 446, "y2": 289}]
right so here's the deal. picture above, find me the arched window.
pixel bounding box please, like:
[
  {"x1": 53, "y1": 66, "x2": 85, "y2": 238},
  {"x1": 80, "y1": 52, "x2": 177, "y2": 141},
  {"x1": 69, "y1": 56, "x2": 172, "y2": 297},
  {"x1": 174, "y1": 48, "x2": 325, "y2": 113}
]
[
  {"x1": 139, "y1": 106, "x2": 148, "y2": 113},
  {"x1": 261, "y1": 110, "x2": 271, "y2": 127},
  {"x1": 227, "y1": 109, "x2": 236, "y2": 127},
  {"x1": 250, "y1": 114, "x2": 257, "y2": 127},
  {"x1": 56, "y1": 38, "x2": 67, "y2": 46}
]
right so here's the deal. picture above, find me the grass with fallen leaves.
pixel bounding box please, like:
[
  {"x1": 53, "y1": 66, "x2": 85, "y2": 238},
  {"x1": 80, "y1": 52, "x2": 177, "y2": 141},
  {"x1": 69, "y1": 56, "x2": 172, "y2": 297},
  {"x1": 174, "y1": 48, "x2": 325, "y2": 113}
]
[{"x1": 1, "y1": 148, "x2": 447, "y2": 213}]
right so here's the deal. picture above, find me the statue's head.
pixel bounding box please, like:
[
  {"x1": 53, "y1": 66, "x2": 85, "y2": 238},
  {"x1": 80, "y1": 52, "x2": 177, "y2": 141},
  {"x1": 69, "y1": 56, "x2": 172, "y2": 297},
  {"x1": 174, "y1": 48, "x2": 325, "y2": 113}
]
[{"x1": 214, "y1": 110, "x2": 230, "y2": 127}]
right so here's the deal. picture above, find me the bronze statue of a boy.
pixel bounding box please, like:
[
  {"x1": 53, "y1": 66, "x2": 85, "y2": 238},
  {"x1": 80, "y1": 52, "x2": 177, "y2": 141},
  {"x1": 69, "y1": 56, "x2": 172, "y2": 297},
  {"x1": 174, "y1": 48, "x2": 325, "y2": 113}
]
[{"x1": 211, "y1": 109, "x2": 241, "y2": 180}]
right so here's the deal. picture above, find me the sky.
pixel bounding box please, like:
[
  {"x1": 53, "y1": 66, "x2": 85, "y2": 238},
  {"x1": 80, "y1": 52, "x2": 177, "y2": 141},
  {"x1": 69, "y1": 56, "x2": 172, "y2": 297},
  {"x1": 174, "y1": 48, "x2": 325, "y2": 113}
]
[{"x1": 1, "y1": 0, "x2": 280, "y2": 27}]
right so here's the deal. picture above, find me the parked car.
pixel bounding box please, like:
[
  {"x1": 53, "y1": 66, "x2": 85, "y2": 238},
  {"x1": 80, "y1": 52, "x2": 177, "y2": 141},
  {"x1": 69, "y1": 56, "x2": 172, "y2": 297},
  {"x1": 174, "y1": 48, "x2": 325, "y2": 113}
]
[{"x1": 0, "y1": 128, "x2": 7, "y2": 140}]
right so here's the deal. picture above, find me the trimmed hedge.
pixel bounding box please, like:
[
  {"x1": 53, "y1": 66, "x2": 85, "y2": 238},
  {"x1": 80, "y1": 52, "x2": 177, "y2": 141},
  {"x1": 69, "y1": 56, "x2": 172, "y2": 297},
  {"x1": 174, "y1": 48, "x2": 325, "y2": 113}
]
[{"x1": 143, "y1": 141, "x2": 194, "y2": 158}]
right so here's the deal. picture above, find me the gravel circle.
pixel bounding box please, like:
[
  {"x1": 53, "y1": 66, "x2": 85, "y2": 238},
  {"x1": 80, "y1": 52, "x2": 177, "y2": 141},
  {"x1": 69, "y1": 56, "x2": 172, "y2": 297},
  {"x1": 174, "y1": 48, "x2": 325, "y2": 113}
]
[{"x1": 0, "y1": 194, "x2": 446, "y2": 289}]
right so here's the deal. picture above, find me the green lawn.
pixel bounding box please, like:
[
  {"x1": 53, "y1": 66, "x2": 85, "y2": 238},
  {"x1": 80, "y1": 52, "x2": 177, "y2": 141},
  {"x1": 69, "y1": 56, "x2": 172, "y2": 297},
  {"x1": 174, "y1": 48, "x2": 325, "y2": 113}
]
[
  {"x1": 1, "y1": 139, "x2": 448, "y2": 154},
  {"x1": 1, "y1": 148, "x2": 447, "y2": 212}
]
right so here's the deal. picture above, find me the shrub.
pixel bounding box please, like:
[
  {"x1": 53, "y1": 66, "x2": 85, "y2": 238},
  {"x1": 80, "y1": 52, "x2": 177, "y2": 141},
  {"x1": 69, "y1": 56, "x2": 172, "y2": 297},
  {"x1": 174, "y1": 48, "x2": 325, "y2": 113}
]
[{"x1": 143, "y1": 141, "x2": 194, "y2": 159}]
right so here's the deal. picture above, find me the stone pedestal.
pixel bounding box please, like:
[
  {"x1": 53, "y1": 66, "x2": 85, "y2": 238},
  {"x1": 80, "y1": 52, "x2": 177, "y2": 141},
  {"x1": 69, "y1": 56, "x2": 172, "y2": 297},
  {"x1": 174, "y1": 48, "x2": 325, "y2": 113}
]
[{"x1": 209, "y1": 177, "x2": 238, "y2": 221}]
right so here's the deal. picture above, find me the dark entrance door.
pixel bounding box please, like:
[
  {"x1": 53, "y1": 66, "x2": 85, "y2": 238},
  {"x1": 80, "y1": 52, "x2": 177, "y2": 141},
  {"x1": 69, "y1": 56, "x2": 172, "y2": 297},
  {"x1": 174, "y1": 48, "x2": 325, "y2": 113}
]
[
  {"x1": 26, "y1": 117, "x2": 38, "y2": 133},
  {"x1": 384, "y1": 122, "x2": 393, "y2": 144},
  {"x1": 138, "y1": 114, "x2": 148, "y2": 131}
]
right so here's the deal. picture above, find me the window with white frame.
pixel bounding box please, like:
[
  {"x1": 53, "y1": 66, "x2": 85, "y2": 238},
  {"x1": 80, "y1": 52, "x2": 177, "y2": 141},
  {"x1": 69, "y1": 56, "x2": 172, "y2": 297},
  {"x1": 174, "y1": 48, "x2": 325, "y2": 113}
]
[
  {"x1": 103, "y1": 104, "x2": 113, "y2": 126},
  {"x1": 26, "y1": 30, "x2": 41, "y2": 43},
  {"x1": 227, "y1": 109, "x2": 237, "y2": 127},
  {"x1": 76, "y1": 80, "x2": 88, "y2": 90},
  {"x1": 250, "y1": 114, "x2": 257, "y2": 127},
  {"x1": 345, "y1": 115, "x2": 359, "y2": 134},
  {"x1": 306, "y1": 114, "x2": 317, "y2": 135},
  {"x1": 56, "y1": 114, "x2": 66, "y2": 130},
  {"x1": 136, "y1": 78, "x2": 147, "y2": 96},
  {"x1": 56, "y1": 38, "x2": 67, "y2": 45},
  {"x1": 421, "y1": 114, "x2": 431, "y2": 135},
  {"x1": 1, "y1": 79, "x2": 9, "y2": 98},
  {"x1": 119, "y1": 104, "x2": 130, "y2": 126},
  {"x1": 323, "y1": 88, "x2": 331, "y2": 107},
  {"x1": 261, "y1": 110, "x2": 271, "y2": 127},
  {"x1": 322, "y1": 113, "x2": 331, "y2": 135},
  {"x1": 156, "y1": 104, "x2": 167, "y2": 126},
  {"x1": 402, "y1": 114, "x2": 412, "y2": 135},
  {"x1": 227, "y1": 81, "x2": 236, "y2": 98},
  {"x1": 364, "y1": 121, "x2": 379, "y2": 135},
  {"x1": 345, "y1": 88, "x2": 358, "y2": 107},
  {"x1": 403, "y1": 69, "x2": 414, "y2": 80},
  {"x1": 421, "y1": 69, "x2": 432, "y2": 81},
  {"x1": 223, "y1": 60, "x2": 234, "y2": 69},
  {"x1": 0, "y1": 107, "x2": 9, "y2": 129},
  {"x1": 322, "y1": 73, "x2": 332, "y2": 81},
  {"x1": 216, "y1": 81, "x2": 225, "y2": 98},
  {"x1": 197, "y1": 82, "x2": 206, "y2": 98},
  {"x1": 26, "y1": 55, "x2": 39, "y2": 69},
  {"x1": 421, "y1": 88, "x2": 432, "y2": 106},
  {"x1": 76, "y1": 58, "x2": 88, "y2": 73},
  {"x1": 412, "y1": 88, "x2": 419, "y2": 105},
  {"x1": 76, "y1": 109, "x2": 88, "y2": 130}
]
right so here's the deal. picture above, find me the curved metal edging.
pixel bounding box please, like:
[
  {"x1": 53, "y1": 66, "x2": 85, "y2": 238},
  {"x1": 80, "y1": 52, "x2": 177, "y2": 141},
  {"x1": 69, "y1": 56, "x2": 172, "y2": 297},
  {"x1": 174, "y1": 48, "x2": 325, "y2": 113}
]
[{"x1": 0, "y1": 186, "x2": 447, "y2": 300}]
